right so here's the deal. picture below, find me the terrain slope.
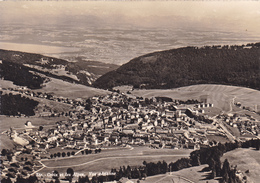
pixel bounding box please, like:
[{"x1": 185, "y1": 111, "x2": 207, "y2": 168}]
[{"x1": 93, "y1": 43, "x2": 260, "y2": 90}]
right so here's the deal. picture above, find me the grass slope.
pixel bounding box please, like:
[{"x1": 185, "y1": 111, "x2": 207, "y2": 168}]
[
  {"x1": 141, "y1": 165, "x2": 218, "y2": 183},
  {"x1": 39, "y1": 147, "x2": 191, "y2": 178},
  {"x1": 132, "y1": 84, "x2": 260, "y2": 114},
  {"x1": 221, "y1": 148, "x2": 260, "y2": 183},
  {"x1": 35, "y1": 77, "x2": 110, "y2": 99}
]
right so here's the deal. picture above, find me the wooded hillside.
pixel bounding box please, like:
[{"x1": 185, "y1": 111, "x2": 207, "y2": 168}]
[{"x1": 93, "y1": 43, "x2": 260, "y2": 90}]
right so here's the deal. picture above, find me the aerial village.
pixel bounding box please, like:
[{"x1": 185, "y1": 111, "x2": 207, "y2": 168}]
[{"x1": 1, "y1": 86, "x2": 259, "y2": 181}]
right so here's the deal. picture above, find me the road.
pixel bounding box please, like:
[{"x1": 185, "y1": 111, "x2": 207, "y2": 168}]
[
  {"x1": 213, "y1": 117, "x2": 237, "y2": 142},
  {"x1": 228, "y1": 96, "x2": 237, "y2": 112}
]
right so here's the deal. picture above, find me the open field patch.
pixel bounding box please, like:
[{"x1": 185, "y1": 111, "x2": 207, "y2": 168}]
[
  {"x1": 35, "y1": 78, "x2": 110, "y2": 99},
  {"x1": 206, "y1": 135, "x2": 230, "y2": 143},
  {"x1": 41, "y1": 155, "x2": 188, "y2": 175},
  {"x1": 0, "y1": 116, "x2": 67, "y2": 132},
  {"x1": 42, "y1": 147, "x2": 191, "y2": 167},
  {"x1": 0, "y1": 79, "x2": 18, "y2": 89},
  {"x1": 221, "y1": 148, "x2": 260, "y2": 183},
  {"x1": 39, "y1": 147, "x2": 191, "y2": 177},
  {"x1": 0, "y1": 134, "x2": 15, "y2": 150},
  {"x1": 139, "y1": 164, "x2": 218, "y2": 183},
  {"x1": 132, "y1": 84, "x2": 260, "y2": 113}
]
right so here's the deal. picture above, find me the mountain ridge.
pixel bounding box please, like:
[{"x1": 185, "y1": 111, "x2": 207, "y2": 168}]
[
  {"x1": 0, "y1": 49, "x2": 118, "y2": 88},
  {"x1": 93, "y1": 43, "x2": 260, "y2": 90}
]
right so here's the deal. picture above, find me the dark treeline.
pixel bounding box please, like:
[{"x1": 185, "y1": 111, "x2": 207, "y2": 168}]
[
  {"x1": 0, "y1": 61, "x2": 45, "y2": 89},
  {"x1": 0, "y1": 92, "x2": 39, "y2": 116},
  {"x1": 94, "y1": 43, "x2": 260, "y2": 90},
  {"x1": 84, "y1": 139, "x2": 259, "y2": 183}
]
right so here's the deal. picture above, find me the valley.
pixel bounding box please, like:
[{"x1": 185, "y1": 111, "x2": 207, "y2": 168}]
[{"x1": 1, "y1": 44, "x2": 260, "y2": 183}]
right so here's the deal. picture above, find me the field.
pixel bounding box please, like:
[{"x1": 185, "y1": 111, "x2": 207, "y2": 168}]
[
  {"x1": 0, "y1": 116, "x2": 67, "y2": 133},
  {"x1": 0, "y1": 134, "x2": 15, "y2": 150},
  {"x1": 38, "y1": 147, "x2": 192, "y2": 178},
  {"x1": 138, "y1": 164, "x2": 218, "y2": 183},
  {"x1": 221, "y1": 148, "x2": 260, "y2": 183},
  {"x1": 0, "y1": 115, "x2": 66, "y2": 149},
  {"x1": 35, "y1": 78, "x2": 110, "y2": 99},
  {"x1": 132, "y1": 84, "x2": 260, "y2": 114},
  {"x1": 0, "y1": 77, "x2": 110, "y2": 100},
  {"x1": 206, "y1": 135, "x2": 230, "y2": 143}
]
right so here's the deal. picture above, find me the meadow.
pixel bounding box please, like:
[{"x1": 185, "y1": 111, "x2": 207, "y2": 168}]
[
  {"x1": 39, "y1": 147, "x2": 192, "y2": 177},
  {"x1": 132, "y1": 84, "x2": 260, "y2": 114},
  {"x1": 221, "y1": 148, "x2": 260, "y2": 183},
  {"x1": 138, "y1": 164, "x2": 218, "y2": 183},
  {"x1": 35, "y1": 78, "x2": 110, "y2": 99}
]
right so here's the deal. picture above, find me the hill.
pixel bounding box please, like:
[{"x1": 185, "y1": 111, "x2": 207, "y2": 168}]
[
  {"x1": 0, "y1": 49, "x2": 118, "y2": 88},
  {"x1": 93, "y1": 43, "x2": 260, "y2": 90},
  {"x1": 221, "y1": 148, "x2": 260, "y2": 183},
  {"x1": 131, "y1": 84, "x2": 260, "y2": 115}
]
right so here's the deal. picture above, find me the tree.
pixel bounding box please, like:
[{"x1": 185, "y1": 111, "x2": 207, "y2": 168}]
[
  {"x1": 62, "y1": 152, "x2": 66, "y2": 157},
  {"x1": 143, "y1": 161, "x2": 147, "y2": 166},
  {"x1": 52, "y1": 170, "x2": 59, "y2": 180},
  {"x1": 116, "y1": 167, "x2": 123, "y2": 180},
  {"x1": 1, "y1": 149, "x2": 7, "y2": 156},
  {"x1": 215, "y1": 158, "x2": 222, "y2": 177},
  {"x1": 38, "y1": 126, "x2": 43, "y2": 131},
  {"x1": 161, "y1": 161, "x2": 168, "y2": 174},
  {"x1": 66, "y1": 168, "x2": 74, "y2": 183},
  {"x1": 126, "y1": 165, "x2": 132, "y2": 179},
  {"x1": 221, "y1": 159, "x2": 230, "y2": 176},
  {"x1": 15, "y1": 175, "x2": 26, "y2": 183},
  {"x1": 142, "y1": 172, "x2": 147, "y2": 180},
  {"x1": 1, "y1": 177, "x2": 12, "y2": 183},
  {"x1": 7, "y1": 155, "x2": 12, "y2": 162},
  {"x1": 28, "y1": 174, "x2": 38, "y2": 183},
  {"x1": 91, "y1": 175, "x2": 98, "y2": 183},
  {"x1": 78, "y1": 175, "x2": 90, "y2": 183},
  {"x1": 67, "y1": 152, "x2": 71, "y2": 156},
  {"x1": 221, "y1": 159, "x2": 230, "y2": 182}
]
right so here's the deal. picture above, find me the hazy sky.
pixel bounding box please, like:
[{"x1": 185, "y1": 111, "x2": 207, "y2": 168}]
[
  {"x1": 1, "y1": 1, "x2": 260, "y2": 33},
  {"x1": 1, "y1": 1, "x2": 259, "y2": 64}
]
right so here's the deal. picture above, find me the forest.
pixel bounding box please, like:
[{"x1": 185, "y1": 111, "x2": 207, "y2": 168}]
[
  {"x1": 0, "y1": 92, "x2": 39, "y2": 116},
  {"x1": 0, "y1": 61, "x2": 45, "y2": 89},
  {"x1": 94, "y1": 43, "x2": 260, "y2": 90},
  {"x1": 0, "y1": 49, "x2": 118, "y2": 87}
]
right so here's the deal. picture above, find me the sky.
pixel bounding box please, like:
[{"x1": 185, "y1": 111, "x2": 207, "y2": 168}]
[
  {"x1": 0, "y1": 1, "x2": 260, "y2": 64},
  {"x1": 1, "y1": 1, "x2": 260, "y2": 32}
]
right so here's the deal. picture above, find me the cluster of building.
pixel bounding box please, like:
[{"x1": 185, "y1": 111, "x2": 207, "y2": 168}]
[
  {"x1": 2, "y1": 88, "x2": 260, "y2": 182},
  {"x1": 6, "y1": 92, "x2": 226, "y2": 151},
  {"x1": 219, "y1": 113, "x2": 260, "y2": 140}
]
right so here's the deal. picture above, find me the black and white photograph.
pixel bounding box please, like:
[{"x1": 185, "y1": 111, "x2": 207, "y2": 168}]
[{"x1": 0, "y1": 1, "x2": 260, "y2": 183}]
